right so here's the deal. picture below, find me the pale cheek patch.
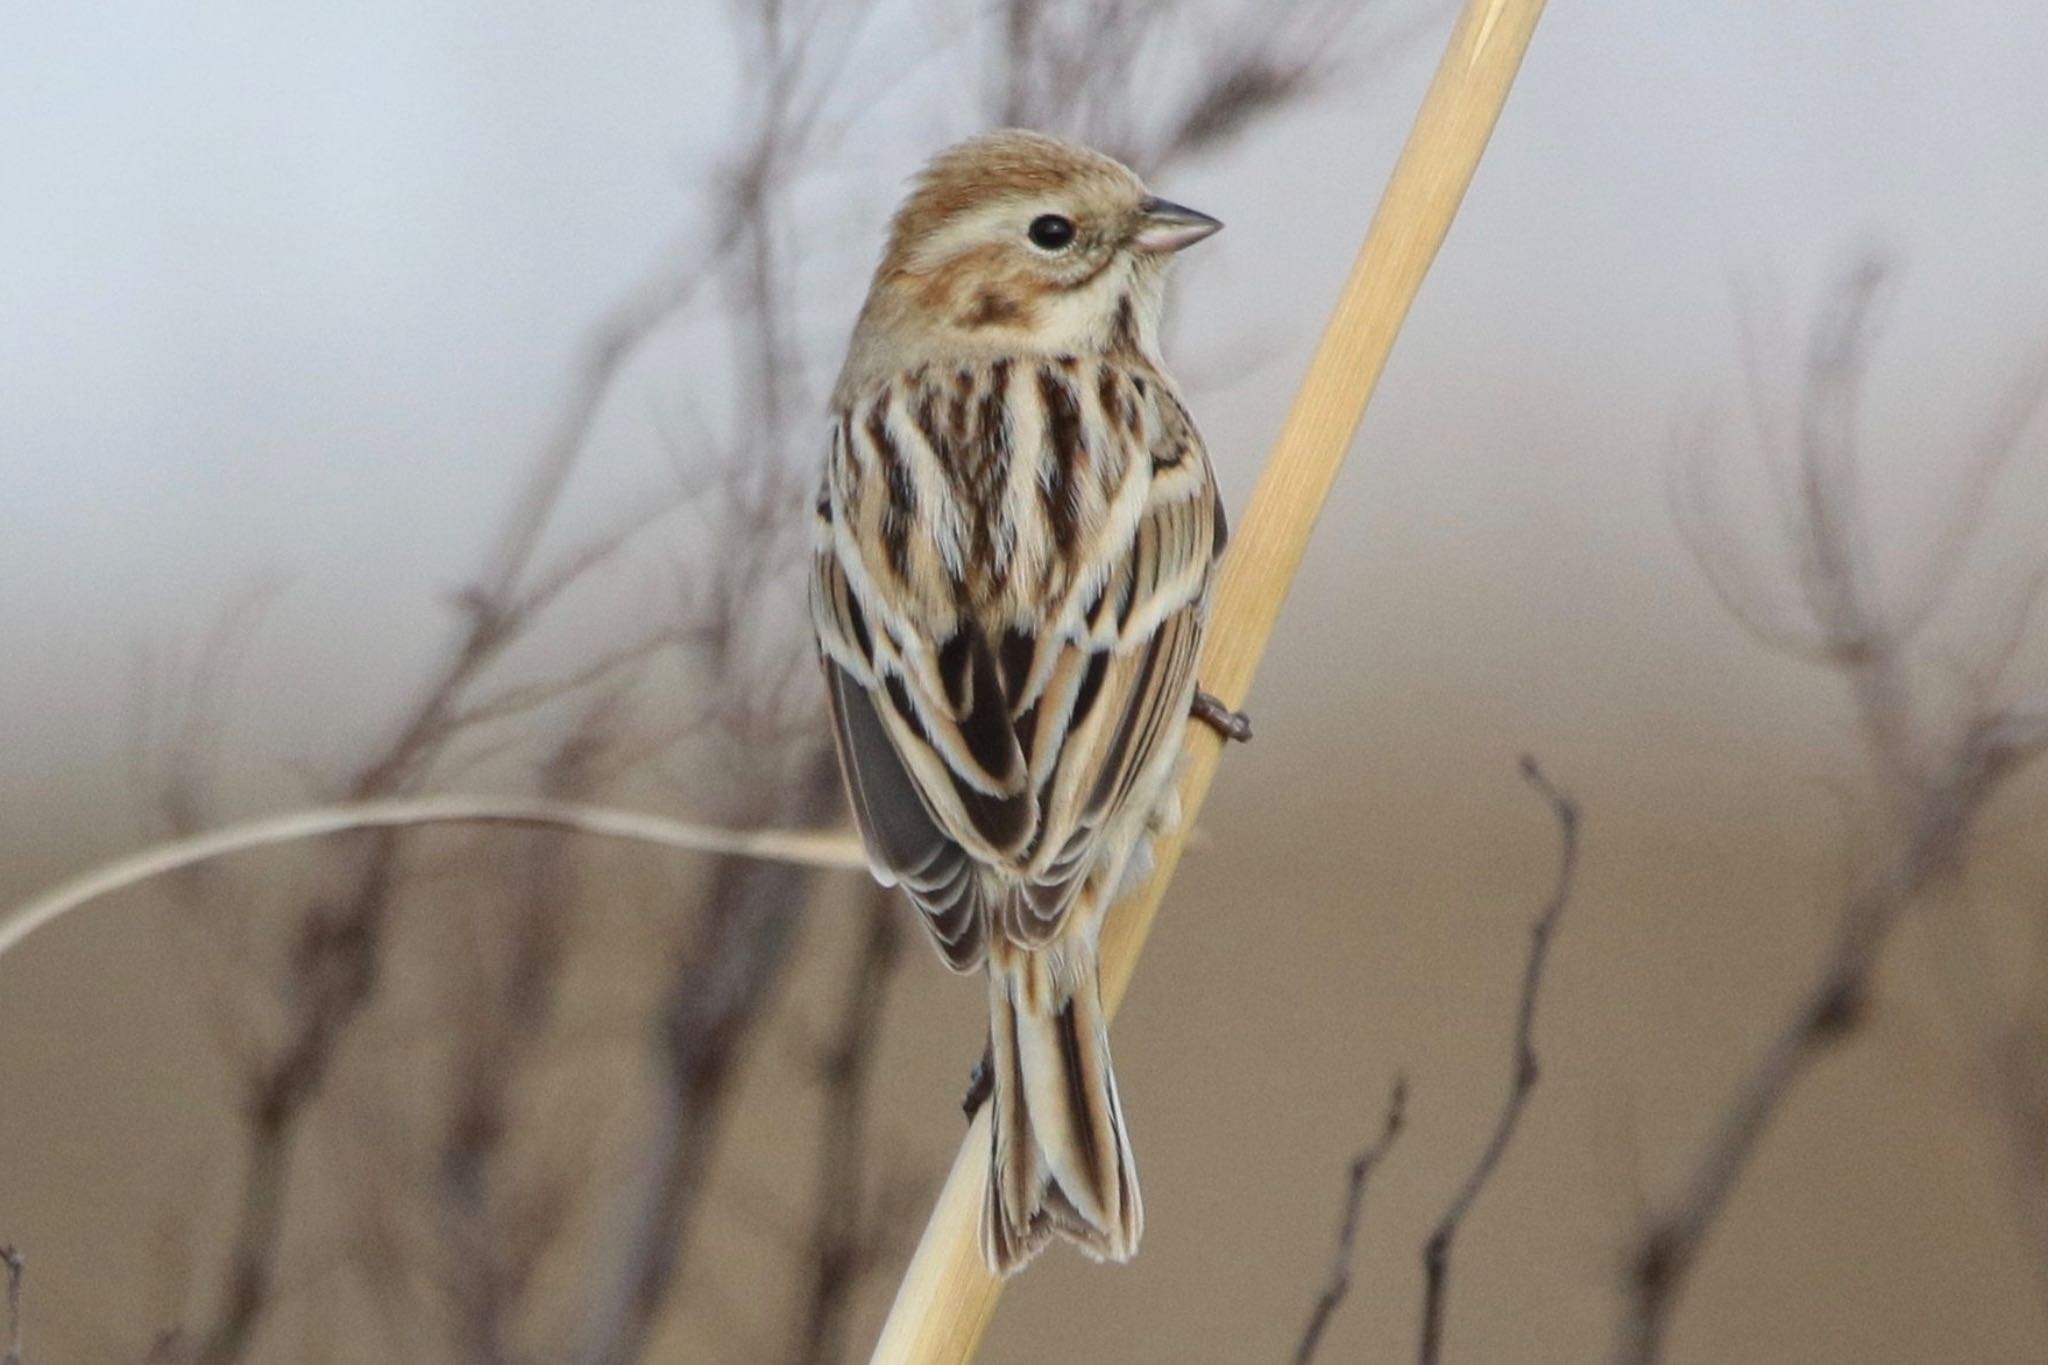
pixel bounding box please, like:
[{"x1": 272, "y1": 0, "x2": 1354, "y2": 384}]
[{"x1": 1033, "y1": 258, "x2": 1139, "y2": 355}]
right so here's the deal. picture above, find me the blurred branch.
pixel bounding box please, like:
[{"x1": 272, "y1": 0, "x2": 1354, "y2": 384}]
[
  {"x1": 168, "y1": 183, "x2": 750, "y2": 1358},
  {"x1": 562, "y1": 0, "x2": 921, "y2": 1350},
  {"x1": 1893, "y1": 341, "x2": 2048, "y2": 641},
  {"x1": 499, "y1": 491, "x2": 699, "y2": 631},
  {"x1": 992, "y1": 0, "x2": 1402, "y2": 177},
  {"x1": 577, "y1": 745, "x2": 843, "y2": 1365},
  {"x1": 347, "y1": 265, "x2": 728, "y2": 806},
  {"x1": 791, "y1": 888, "x2": 910, "y2": 1365},
  {"x1": 1419, "y1": 757, "x2": 1577, "y2": 1365},
  {"x1": 469, "y1": 243, "x2": 737, "y2": 633},
  {"x1": 1293, "y1": 1077, "x2": 1407, "y2": 1365},
  {"x1": 2, "y1": 1245, "x2": 22, "y2": 1365},
  {"x1": 130, "y1": 578, "x2": 284, "y2": 843},
  {"x1": 435, "y1": 721, "x2": 606, "y2": 1365},
  {"x1": 1625, "y1": 256, "x2": 2048, "y2": 1362},
  {"x1": 1615, "y1": 829, "x2": 1930, "y2": 1362},
  {"x1": 445, "y1": 630, "x2": 687, "y2": 735},
  {"x1": 1145, "y1": 0, "x2": 1407, "y2": 173}
]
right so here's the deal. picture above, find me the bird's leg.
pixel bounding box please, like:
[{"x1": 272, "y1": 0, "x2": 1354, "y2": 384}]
[
  {"x1": 1191, "y1": 689, "x2": 1253, "y2": 743},
  {"x1": 962, "y1": 1039, "x2": 994, "y2": 1120}
]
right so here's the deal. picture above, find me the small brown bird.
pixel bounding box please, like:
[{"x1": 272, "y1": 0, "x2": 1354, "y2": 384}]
[{"x1": 809, "y1": 130, "x2": 1230, "y2": 1274}]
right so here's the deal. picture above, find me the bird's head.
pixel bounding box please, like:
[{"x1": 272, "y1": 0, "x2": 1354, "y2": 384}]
[{"x1": 841, "y1": 130, "x2": 1220, "y2": 390}]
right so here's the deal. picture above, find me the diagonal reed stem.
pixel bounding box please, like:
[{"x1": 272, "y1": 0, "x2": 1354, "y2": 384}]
[{"x1": 866, "y1": 2, "x2": 1550, "y2": 1361}]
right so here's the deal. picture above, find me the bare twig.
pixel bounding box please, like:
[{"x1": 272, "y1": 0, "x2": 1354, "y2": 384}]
[
  {"x1": 2, "y1": 1245, "x2": 22, "y2": 1365},
  {"x1": 444, "y1": 630, "x2": 686, "y2": 735},
  {"x1": 1293, "y1": 1077, "x2": 1408, "y2": 1365},
  {"x1": 1623, "y1": 256, "x2": 2048, "y2": 1360},
  {"x1": 563, "y1": 6, "x2": 879, "y2": 1352},
  {"x1": 1613, "y1": 733, "x2": 2019, "y2": 1362},
  {"x1": 129, "y1": 578, "x2": 283, "y2": 842},
  {"x1": 990, "y1": 0, "x2": 1397, "y2": 178},
  {"x1": 435, "y1": 721, "x2": 604, "y2": 1365},
  {"x1": 578, "y1": 745, "x2": 843, "y2": 1365},
  {"x1": 175, "y1": 205, "x2": 741, "y2": 1359},
  {"x1": 1417, "y1": 757, "x2": 1578, "y2": 1365},
  {"x1": 791, "y1": 887, "x2": 909, "y2": 1365}
]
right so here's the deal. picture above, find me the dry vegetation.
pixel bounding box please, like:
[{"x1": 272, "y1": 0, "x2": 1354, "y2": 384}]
[
  {"x1": 1615, "y1": 255, "x2": 2048, "y2": 1359},
  {"x1": 1294, "y1": 758, "x2": 1580, "y2": 1365},
  {"x1": 1281, "y1": 255, "x2": 2048, "y2": 1364},
  {"x1": 6, "y1": 7, "x2": 2047, "y2": 1365},
  {"x1": 1293, "y1": 256, "x2": 2048, "y2": 1363}
]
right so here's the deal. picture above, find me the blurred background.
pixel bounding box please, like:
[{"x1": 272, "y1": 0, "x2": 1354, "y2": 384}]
[{"x1": 4, "y1": 1, "x2": 2048, "y2": 1361}]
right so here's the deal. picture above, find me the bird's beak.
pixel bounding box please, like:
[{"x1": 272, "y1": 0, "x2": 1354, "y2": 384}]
[{"x1": 1132, "y1": 196, "x2": 1222, "y2": 254}]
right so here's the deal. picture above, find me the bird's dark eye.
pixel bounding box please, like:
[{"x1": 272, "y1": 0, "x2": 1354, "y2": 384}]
[{"x1": 1027, "y1": 214, "x2": 1076, "y2": 251}]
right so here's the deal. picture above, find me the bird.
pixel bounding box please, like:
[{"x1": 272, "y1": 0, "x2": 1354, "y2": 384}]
[{"x1": 809, "y1": 128, "x2": 1240, "y2": 1275}]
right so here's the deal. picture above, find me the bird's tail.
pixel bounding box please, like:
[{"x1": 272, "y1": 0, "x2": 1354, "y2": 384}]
[{"x1": 980, "y1": 935, "x2": 1142, "y2": 1275}]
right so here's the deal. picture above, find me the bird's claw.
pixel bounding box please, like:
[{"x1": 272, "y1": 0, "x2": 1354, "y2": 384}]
[
  {"x1": 963, "y1": 1043, "x2": 994, "y2": 1120},
  {"x1": 1192, "y1": 689, "x2": 1253, "y2": 743}
]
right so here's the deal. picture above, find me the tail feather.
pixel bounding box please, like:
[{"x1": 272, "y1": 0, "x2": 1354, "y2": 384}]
[{"x1": 980, "y1": 939, "x2": 1142, "y2": 1275}]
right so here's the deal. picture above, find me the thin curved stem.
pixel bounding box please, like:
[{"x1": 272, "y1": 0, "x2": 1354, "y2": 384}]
[{"x1": 0, "y1": 797, "x2": 867, "y2": 965}]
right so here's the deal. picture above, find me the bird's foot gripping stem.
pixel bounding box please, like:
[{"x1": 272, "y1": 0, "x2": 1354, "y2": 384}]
[
  {"x1": 963, "y1": 1042, "x2": 993, "y2": 1120},
  {"x1": 1191, "y1": 689, "x2": 1253, "y2": 743}
]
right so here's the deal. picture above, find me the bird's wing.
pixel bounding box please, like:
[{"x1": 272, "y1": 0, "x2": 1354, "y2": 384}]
[
  {"x1": 812, "y1": 365, "x2": 1222, "y2": 967},
  {"x1": 815, "y1": 541, "x2": 1006, "y2": 973},
  {"x1": 995, "y1": 383, "x2": 1221, "y2": 945}
]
